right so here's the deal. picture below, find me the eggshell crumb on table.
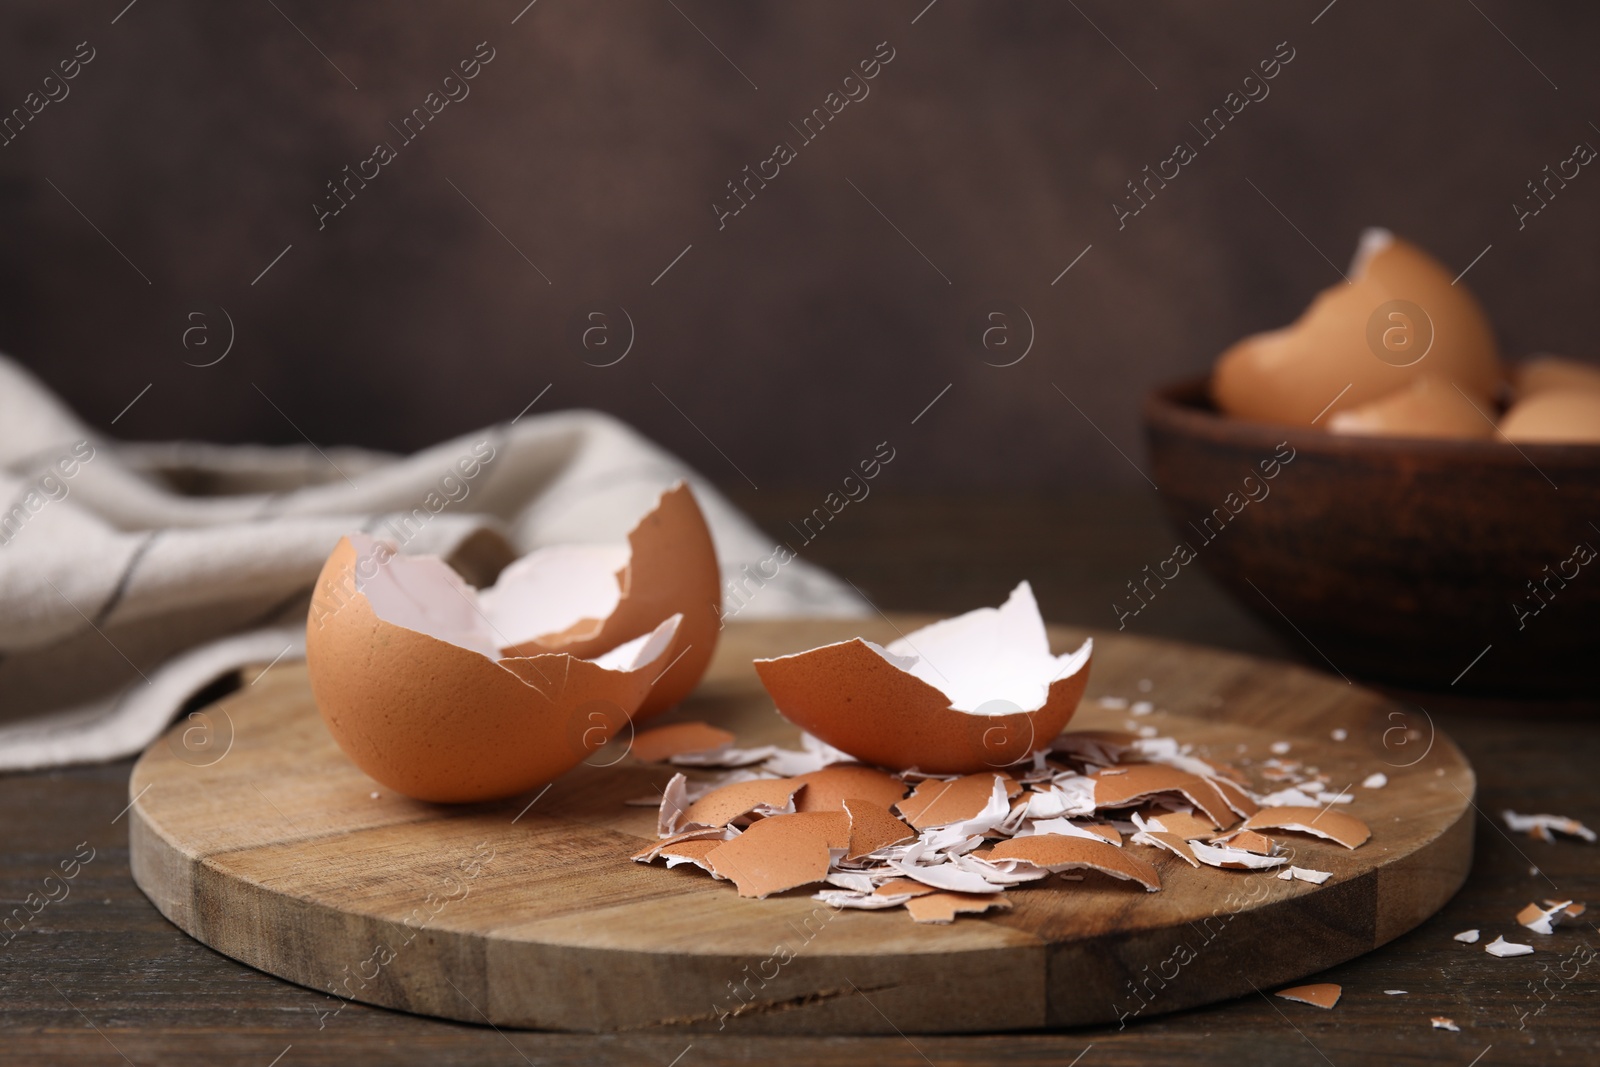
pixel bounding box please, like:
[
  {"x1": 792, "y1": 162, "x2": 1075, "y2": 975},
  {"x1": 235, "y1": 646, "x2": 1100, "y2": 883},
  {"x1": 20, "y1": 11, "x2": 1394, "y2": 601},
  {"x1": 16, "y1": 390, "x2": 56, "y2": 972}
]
[
  {"x1": 1275, "y1": 983, "x2": 1341, "y2": 1009},
  {"x1": 1432, "y1": 1016, "x2": 1460, "y2": 1031},
  {"x1": 1485, "y1": 935, "x2": 1534, "y2": 958},
  {"x1": 906, "y1": 891, "x2": 1012, "y2": 924},
  {"x1": 1453, "y1": 928, "x2": 1480, "y2": 943}
]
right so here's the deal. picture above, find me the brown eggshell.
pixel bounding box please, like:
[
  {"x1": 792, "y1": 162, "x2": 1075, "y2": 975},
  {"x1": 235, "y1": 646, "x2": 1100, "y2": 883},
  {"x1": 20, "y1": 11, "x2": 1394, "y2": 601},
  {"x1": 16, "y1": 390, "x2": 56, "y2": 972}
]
[
  {"x1": 906, "y1": 891, "x2": 1012, "y2": 924},
  {"x1": 1138, "y1": 831, "x2": 1200, "y2": 868},
  {"x1": 1092, "y1": 764, "x2": 1236, "y2": 827},
  {"x1": 896, "y1": 773, "x2": 1013, "y2": 829},
  {"x1": 704, "y1": 812, "x2": 842, "y2": 898},
  {"x1": 1142, "y1": 809, "x2": 1219, "y2": 839},
  {"x1": 1276, "y1": 983, "x2": 1342, "y2": 1010},
  {"x1": 1326, "y1": 376, "x2": 1496, "y2": 440},
  {"x1": 629, "y1": 721, "x2": 735, "y2": 763},
  {"x1": 305, "y1": 537, "x2": 671, "y2": 803},
  {"x1": 1500, "y1": 390, "x2": 1600, "y2": 444},
  {"x1": 754, "y1": 641, "x2": 1091, "y2": 775},
  {"x1": 681, "y1": 778, "x2": 804, "y2": 828},
  {"x1": 1242, "y1": 806, "x2": 1371, "y2": 849},
  {"x1": 1213, "y1": 232, "x2": 1503, "y2": 425},
  {"x1": 987, "y1": 834, "x2": 1161, "y2": 891},
  {"x1": 501, "y1": 482, "x2": 721, "y2": 720},
  {"x1": 1514, "y1": 355, "x2": 1600, "y2": 397},
  {"x1": 843, "y1": 798, "x2": 915, "y2": 859},
  {"x1": 789, "y1": 764, "x2": 909, "y2": 813}
]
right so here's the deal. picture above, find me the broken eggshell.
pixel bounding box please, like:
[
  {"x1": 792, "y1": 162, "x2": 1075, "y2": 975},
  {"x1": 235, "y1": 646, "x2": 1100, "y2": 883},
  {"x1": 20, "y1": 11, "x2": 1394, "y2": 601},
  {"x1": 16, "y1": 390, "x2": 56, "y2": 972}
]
[
  {"x1": 306, "y1": 533, "x2": 680, "y2": 803},
  {"x1": 480, "y1": 481, "x2": 721, "y2": 719},
  {"x1": 753, "y1": 583, "x2": 1092, "y2": 774},
  {"x1": 1212, "y1": 229, "x2": 1503, "y2": 426}
]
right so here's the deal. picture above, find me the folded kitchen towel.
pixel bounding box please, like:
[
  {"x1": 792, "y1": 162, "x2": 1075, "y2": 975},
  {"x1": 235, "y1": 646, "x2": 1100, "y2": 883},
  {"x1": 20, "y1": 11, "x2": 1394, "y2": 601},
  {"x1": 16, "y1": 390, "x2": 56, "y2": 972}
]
[{"x1": 0, "y1": 355, "x2": 864, "y2": 772}]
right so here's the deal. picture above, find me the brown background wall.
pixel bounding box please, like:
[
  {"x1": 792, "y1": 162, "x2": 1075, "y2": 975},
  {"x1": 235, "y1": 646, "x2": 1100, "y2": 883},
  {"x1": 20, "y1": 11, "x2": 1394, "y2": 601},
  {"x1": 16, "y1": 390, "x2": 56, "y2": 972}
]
[{"x1": 1, "y1": 1, "x2": 1594, "y2": 491}]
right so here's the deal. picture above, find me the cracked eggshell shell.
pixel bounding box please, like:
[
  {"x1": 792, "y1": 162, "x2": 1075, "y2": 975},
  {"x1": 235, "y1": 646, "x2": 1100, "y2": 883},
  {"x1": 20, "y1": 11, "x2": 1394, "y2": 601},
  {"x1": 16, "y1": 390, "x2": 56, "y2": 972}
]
[
  {"x1": 1500, "y1": 390, "x2": 1600, "y2": 444},
  {"x1": 753, "y1": 645, "x2": 1090, "y2": 776},
  {"x1": 499, "y1": 482, "x2": 720, "y2": 719},
  {"x1": 1326, "y1": 375, "x2": 1495, "y2": 440},
  {"x1": 306, "y1": 537, "x2": 666, "y2": 803},
  {"x1": 1212, "y1": 231, "x2": 1503, "y2": 426}
]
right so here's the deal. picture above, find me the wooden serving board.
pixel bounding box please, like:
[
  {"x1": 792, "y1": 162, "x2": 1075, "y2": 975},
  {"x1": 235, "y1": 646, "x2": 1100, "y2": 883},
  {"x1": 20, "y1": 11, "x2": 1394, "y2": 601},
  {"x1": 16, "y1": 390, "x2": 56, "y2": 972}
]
[{"x1": 128, "y1": 618, "x2": 1473, "y2": 1034}]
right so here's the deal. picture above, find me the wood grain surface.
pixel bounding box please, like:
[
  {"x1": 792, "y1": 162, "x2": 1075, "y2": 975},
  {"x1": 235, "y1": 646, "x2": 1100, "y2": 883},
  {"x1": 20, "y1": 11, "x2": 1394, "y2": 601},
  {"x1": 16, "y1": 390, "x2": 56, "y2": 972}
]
[{"x1": 127, "y1": 616, "x2": 1472, "y2": 1034}]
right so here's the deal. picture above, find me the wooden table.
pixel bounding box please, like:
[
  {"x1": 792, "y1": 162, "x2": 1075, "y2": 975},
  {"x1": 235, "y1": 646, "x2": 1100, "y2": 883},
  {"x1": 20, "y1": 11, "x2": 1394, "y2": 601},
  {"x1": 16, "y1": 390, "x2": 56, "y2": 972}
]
[{"x1": 3, "y1": 492, "x2": 1595, "y2": 1066}]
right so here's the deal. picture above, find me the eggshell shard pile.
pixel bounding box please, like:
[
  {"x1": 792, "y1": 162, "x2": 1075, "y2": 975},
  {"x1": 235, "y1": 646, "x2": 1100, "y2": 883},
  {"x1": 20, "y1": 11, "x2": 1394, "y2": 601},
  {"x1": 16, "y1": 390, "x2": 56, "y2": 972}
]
[
  {"x1": 1211, "y1": 229, "x2": 1600, "y2": 443},
  {"x1": 633, "y1": 621, "x2": 1377, "y2": 921},
  {"x1": 304, "y1": 483, "x2": 720, "y2": 803},
  {"x1": 752, "y1": 582, "x2": 1093, "y2": 774}
]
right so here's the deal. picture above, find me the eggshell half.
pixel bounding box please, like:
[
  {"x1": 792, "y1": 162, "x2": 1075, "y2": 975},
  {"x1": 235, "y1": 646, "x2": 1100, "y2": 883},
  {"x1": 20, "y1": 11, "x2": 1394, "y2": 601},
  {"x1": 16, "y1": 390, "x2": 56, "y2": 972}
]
[
  {"x1": 754, "y1": 583, "x2": 1092, "y2": 774},
  {"x1": 1500, "y1": 390, "x2": 1600, "y2": 444},
  {"x1": 1326, "y1": 376, "x2": 1495, "y2": 440},
  {"x1": 306, "y1": 535, "x2": 680, "y2": 803},
  {"x1": 1213, "y1": 230, "x2": 1503, "y2": 425},
  {"x1": 488, "y1": 482, "x2": 721, "y2": 719}
]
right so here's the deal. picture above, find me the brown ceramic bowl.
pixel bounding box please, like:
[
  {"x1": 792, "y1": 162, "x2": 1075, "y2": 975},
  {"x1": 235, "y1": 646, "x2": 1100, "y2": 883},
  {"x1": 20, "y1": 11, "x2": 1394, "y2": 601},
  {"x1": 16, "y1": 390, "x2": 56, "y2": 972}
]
[{"x1": 1142, "y1": 377, "x2": 1600, "y2": 696}]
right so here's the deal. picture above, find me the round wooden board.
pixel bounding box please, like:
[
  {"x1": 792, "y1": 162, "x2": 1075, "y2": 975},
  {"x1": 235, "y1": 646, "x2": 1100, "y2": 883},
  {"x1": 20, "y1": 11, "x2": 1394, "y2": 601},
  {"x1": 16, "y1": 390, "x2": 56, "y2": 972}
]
[{"x1": 128, "y1": 618, "x2": 1474, "y2": 1034}]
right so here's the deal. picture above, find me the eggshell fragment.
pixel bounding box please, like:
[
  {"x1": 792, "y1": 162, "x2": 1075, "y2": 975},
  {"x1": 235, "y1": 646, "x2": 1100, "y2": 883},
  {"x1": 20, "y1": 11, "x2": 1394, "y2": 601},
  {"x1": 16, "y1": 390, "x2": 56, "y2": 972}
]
[
  {"x1": 683, "y1": 779, "x2": 805, "y2": 829},
  {"x1": 1276, "y1": 866, "x2": 1333, "y2": 885},
  {"x1": 897, "y1": 773, "x2": 1014, "y2": 829},
  {"x1": 1212, "y1": 229, "x2": 1503, "y2": 426},
  {"x1": 1326, "y1": 376, "x2": 1495, "y2": 440},
  {"x1": 1092, "y1": 765, "x2": 1235, "y2": 828},
  {"x1": 705, "y1": 812, "x2": 844, "y2": 898},
  {"x1": 1453, "y1": 928, "x2": 1480, "y2": 943},
  {"x1": 659, "y1": 839, "x2": 724, "y2": 872},
  {"x1": 1485, "y1": 935, "x2": 1535, "y2": 958},
  {"x1": 754, "y1": 583, "x2": 1092, "y2": 774},
  {"x1": 305, "y1": 535, "x2": 681, "y2": 803},
  {"x1": 487, "y1": 482, "x2": 721, "y2": 718},
  {"x1": 631, "y1": 826, "x2": 733, "y2": 863},
  {"x1": 1275, "y1": 983, "x2": 1341, "y2": 1010},
  {"x1": 630, "y1": 722, "x2": 735, "y2": 764},
  {"x1": 1517, "y1": 900, "x2": 1575, "y2": 935},
  {"x1": 987, "y1": 834, "x2": 1161, "y2": 891},
  {"x1": 906, "y1": 891, "x2": 1013, "y2": 924},
  {"x1": 843, "y1": 798, "x2": 915, "y2": 860},
  {"x1": 1514, "y1": 355, "x2": 1600, "y2": 396},
  {"x1": 791, "y1": 765, "x2": 908, "y2": 813},
  {"x1": 873, "y1": 877, "x2": 938, "y2": 899},
  {"x1": 1242, "y1": 806, "x2": 1371, "y2": 849},
  {"x1": 1188, "y1": 839, "x2": 1287, "y2": 870},
  {"x1": 1052, "y1": 730, "x2": 1138, "y2": 766},
  {"x1": 1208, "y1": 777, "x2": 1260, "y2": 819},
  {"x1": 1500, "y1": 390, "x2": 1600, "y2": 444},
  {"x1": 1212, "y1": 829, "x2": 1276, "y2": 855},
  {"x1": 1135, "y1": 830, "x2": 1201, "y2": 868},
  {"x1": 1502, "y1": 810, "x2": 1596, "y2": 842}
]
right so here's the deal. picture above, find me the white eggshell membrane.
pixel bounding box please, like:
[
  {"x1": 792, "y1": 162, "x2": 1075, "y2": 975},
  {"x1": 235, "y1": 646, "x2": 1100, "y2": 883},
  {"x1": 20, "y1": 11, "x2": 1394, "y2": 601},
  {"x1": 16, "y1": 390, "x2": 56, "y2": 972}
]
[
  {"x1": 347, "y1": 533, "x2": 671, "y2": 670},
  {"x1": 877, "y1": 581, "x2": 1091, "y2": 714}
]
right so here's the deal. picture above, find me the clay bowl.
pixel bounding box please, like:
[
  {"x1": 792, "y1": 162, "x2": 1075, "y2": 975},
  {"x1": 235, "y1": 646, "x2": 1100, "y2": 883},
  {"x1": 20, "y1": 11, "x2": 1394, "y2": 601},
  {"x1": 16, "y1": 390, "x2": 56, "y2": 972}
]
[{"x1": 1142, "y1": 377, "x2": 1600, "y2": 696}]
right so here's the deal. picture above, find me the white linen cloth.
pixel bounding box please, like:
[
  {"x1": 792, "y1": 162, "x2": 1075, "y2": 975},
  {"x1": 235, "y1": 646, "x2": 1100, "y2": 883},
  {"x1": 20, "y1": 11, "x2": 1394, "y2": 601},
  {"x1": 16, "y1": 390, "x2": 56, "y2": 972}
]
[{"x1": 0, "y1": 355, "x2": 863, "y2": 771}]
